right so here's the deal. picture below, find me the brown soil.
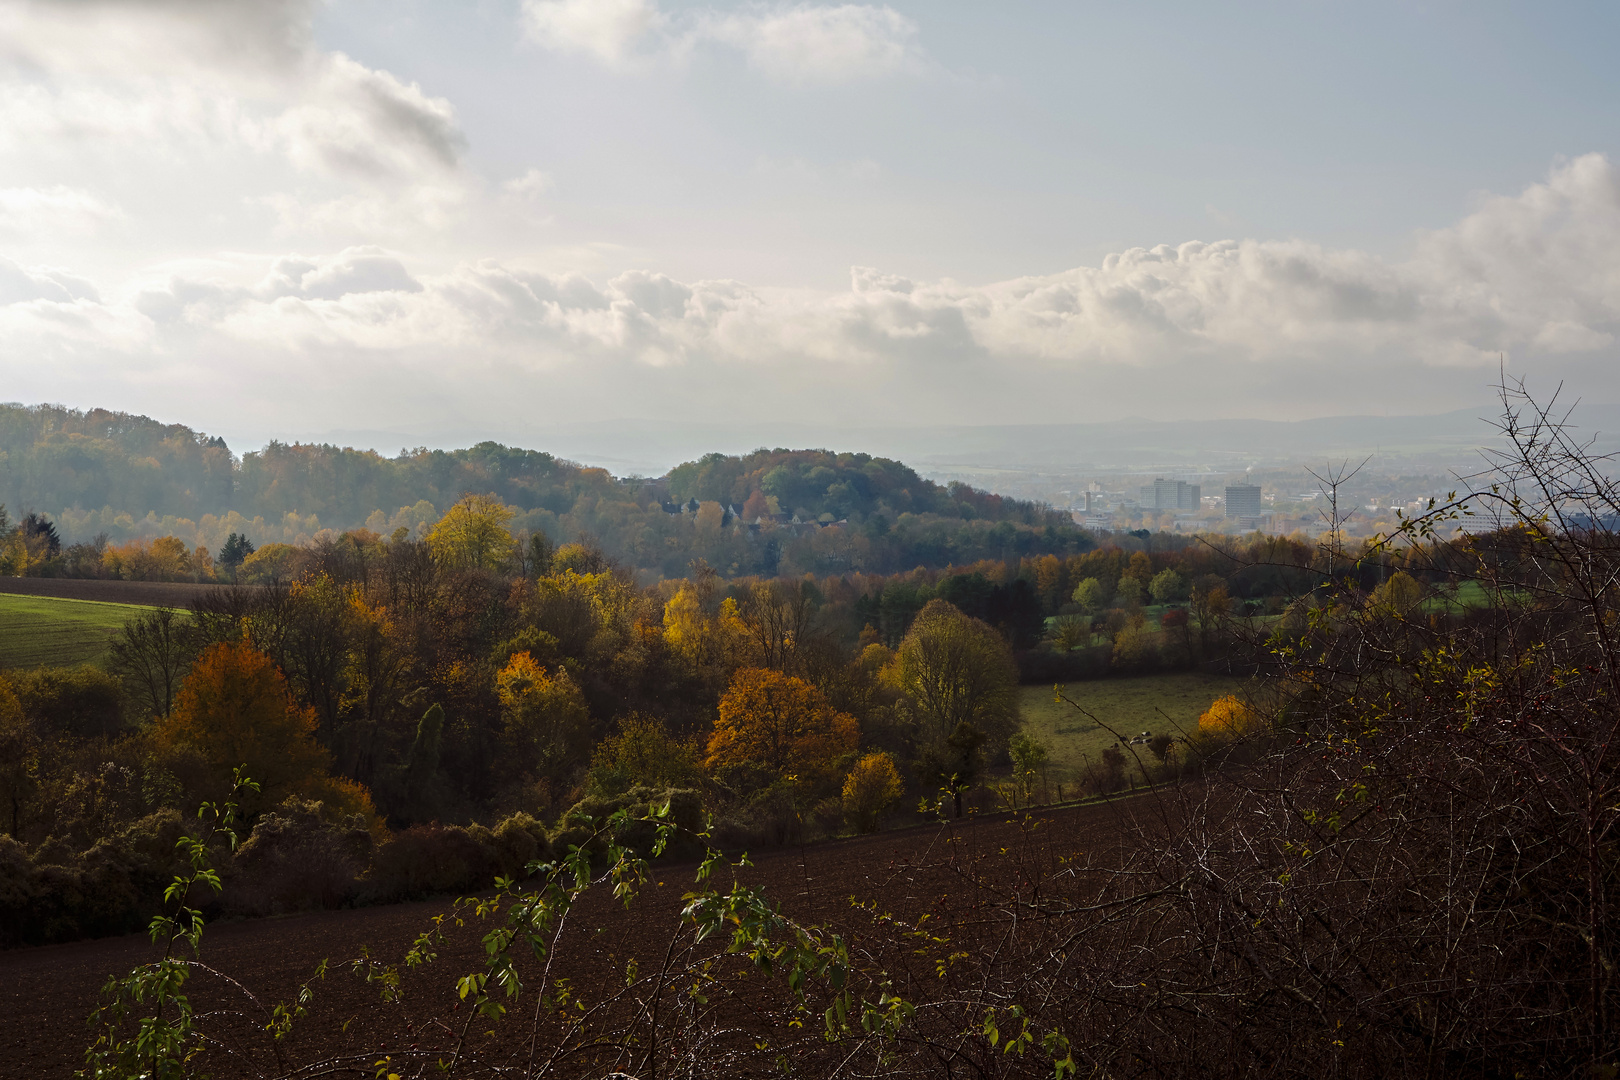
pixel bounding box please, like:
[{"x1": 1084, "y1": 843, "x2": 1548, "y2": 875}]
[
  {"x1": 0, "y1": 796, "x2": 1160, "y2": 1078},
  {"x1": 0, "y1": 577, "x2": 231, "y2": 607}
]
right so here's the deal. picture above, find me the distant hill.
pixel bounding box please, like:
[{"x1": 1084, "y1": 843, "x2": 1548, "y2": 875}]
[
  {"x1": 0, "y1": 403, "x2": 1085, "y2": 578},
  {"x1": 265, "y1": 402, "x2": 1620, "y2": 478}
]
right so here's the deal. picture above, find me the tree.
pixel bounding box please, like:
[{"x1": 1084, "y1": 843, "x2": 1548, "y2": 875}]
[
  {"x1": 841, "y1": 752, "x2": 904, "y2": 833},
  {"x1": 707, "y1": 667, "x2": 858, "y2": 784},
  {"x1": 1071, "y1": 577, "x2": 1109, "y2": 614},
  {"x1": 1148, "y1": 568, "x2": 1186, "y2": 604},
  {"x1": 495, "y1": 651, "x2": 592, "y2": 787},
  {"x1": 404, "y1": 703, "x2": 444, "y2": 820},
  {"x1": 152, "y1": 642, "x2": 373, "y2": 820},
  {"x1": 0, "y1": 681, "x2": 37, "y2": 837},
  {"x1": 1115, "y1": 576, "x2": 1145, "y2": 609},
  {"x1": 426, "y1": 492, "x2": 515, "y2": 571},
  {"x1": 1196, "y1": 694, "x2": 1260, "y2": 741},
  {"x1": 1111, "y1": 613, "x2": 1155, "y2": 671},
  {"x1": 108, "y1": 607, "x2": 197, "y2": 720},
  {"x1": 1370, "y1": 569, "x2": 1425, "y2": 615},
  {"x1": 589, "y1": 713, "x2": 705, "y2": 795},
  {"x1": 524, "y1": 531, "x2": 554, "y2": 577},
  {"x1": 1008, "y1": 731, "x2": 1050, "y2": 806},
  {"x1": 218, "y1": 532, "x2": 255, "y2": 579},
  {"x1": 892, "y1": 599, "x2": 1019, "y2": 756}
]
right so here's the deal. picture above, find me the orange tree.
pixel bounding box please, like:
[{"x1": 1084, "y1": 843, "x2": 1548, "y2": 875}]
[
  {"x1": 707, "y1": 667, "x2": 858, "y2": 786},
  {"x1": 152, "y1": 641, "x2": 375, "y2": 822}
]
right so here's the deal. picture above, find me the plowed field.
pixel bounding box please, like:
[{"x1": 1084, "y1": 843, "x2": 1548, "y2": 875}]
[{"x1": 0, "y1": 795, "x2": 1160, "y2": 1079}]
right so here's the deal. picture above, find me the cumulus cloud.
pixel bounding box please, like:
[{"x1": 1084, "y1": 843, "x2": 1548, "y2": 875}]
[
  {"x1": 521, "y1": 0, "x2": 928, "y2": 82},
  {"x1": 8, "y1": 155, "x2": 1620, "y2": 425}
]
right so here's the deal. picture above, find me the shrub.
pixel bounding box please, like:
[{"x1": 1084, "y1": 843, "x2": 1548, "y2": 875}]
[
  {"x1": 841, "y1": 752, "x2": 904, "y2": 833},
  {"x1": 552, "y1": 786, "x2": 704, "y2": 862},
  {"x1": 226, "y1": 797, "x2": 374, "y2": 916},
  {"x1": 490, "y1": 812, "x2": 552, "y2": 879},
  {"x1": 5, "y1": 665, "x2": 125, "y2": 739},
  {"x1": 363, "y1": 824, "x2": 494, "y2": 903}
]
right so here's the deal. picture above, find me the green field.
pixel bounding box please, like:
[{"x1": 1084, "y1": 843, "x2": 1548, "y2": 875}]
[
  {"x1": 0, "y1": 594, "x2": 150, "y2": 669},
  {"x1": 1017, "y1": 672, "x2": 1248, "y2": 790}
]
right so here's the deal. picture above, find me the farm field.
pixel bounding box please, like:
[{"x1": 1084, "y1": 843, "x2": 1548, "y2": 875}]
[
  {"x1": 0, "y1": 796, "x2": 1162, "y2": 1079},
  {"x1": 1019, "y1": 672, "x2": 1248, "y2": 789},
  {"x1": 0, "y1": 593, "x2": 148, "y2": 669}
]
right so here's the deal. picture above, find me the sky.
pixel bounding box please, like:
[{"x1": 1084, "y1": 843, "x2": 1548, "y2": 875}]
[{"x1": 1, "y1": 0, "x2": 1619, "y2": 455}]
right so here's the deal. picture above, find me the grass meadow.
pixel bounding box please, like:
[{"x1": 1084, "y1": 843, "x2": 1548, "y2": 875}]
[
  {"x1": 1017, "y1": 672, "x2": 1248, "y2": 793},
  {"x1": 0, "y1": 593, "x2": 148, "y2": 669}
]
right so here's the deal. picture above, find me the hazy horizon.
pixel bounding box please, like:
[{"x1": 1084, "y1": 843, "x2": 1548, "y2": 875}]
[{"x1": 3, "y1": 2, "x2": 1620, "y2": 443}]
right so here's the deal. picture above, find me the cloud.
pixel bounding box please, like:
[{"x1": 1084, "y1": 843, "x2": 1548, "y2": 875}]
[
  {"x1": 0, "y1": 186, "x2": 121, "y2": 240},
  {"x1": 522, "y1": 0, "x2": 667, "y2": 66},
  {"x1": 9, "y1": 155, "x2": 1620, "y2": 426},
  {"x1": 275, "y1": 54, "x2": 465, "y2": 180},
  {"x1": 696, "y1": 4, "x2": 926, "y2": 83},
  {"x1": 521, "y1": 0, "x2": 928, "y2": 83},
  {"x1": 0, "y1": 1, "x2": 465, "y2": 190},
  {"x1": 0, "y1": 0, "x2": 314, "y2": 84},
  {"x1": 122, "y1": 157, "x2": 1620, "y2": 365},
  {"x1": 503, "y1": 168, "x2": 554, "y2": 199},
  {"x1": 0, "y1": 256, "x2": 98, "y2": 304}
]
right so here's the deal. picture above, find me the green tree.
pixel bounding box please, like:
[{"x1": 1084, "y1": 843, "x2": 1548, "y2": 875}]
[
  {"x1": 1008, "y1": 732, "x2": 1050, "y2": 806},
  {"x1": 892, "y1": 599, "x2": 1019, "y2": 756},
  {"x1": 1071, "y1": 577, "x2": 1109, "y2": 613},
  {"x1": 1149, "y1": 568, "x2": 1186, "y2": 604},
  {"x1": 217, "y1": 532, "x2": 255, "y2": 579}
]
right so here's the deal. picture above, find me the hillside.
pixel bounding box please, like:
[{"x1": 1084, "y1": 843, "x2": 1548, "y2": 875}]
[{"x1": 0, "y1": 404, "x2": 1087, "y2": 578}]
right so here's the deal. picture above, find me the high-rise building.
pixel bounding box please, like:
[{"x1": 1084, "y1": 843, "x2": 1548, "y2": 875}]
[
  {"x1": 1139, "y1": 478, "x2": 1201, "y2": 511},
  {"x1": 1225, "y1": 484, "x2": 1262, "y2": 518}
]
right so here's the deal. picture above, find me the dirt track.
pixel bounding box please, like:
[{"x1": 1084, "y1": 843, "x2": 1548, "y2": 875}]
[{"x1": 0, "y1": 795, "x2": 1165, "y2": 1078}]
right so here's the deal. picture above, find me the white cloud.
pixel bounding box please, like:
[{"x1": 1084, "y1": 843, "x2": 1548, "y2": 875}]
[
  {"x1": 8, "y1": 155, "x2": 1620, "y2": 426},
  {"x1": 0, "y1": 186, "x2": 121, "y2": 240},
  {"x1": 697, "y1": 4, "x2": 925, "y2": 83},
  {"x1": 0, "y1": 0, "x2": 466, "y2": 212},
  {"x1": 0, "y1": 0, "x2": 314, "y2": 84},
  {"x1": 522, "y1": 0, "x2": 667, "y2": 66},
  {"x1": 503, "y1": 169, "x2": 554, "y2": 199},
  {"x1": 275, "y1": 54, "x2": 465, "y2": 181},
  {"x1": 0, "y1": 255, "x2": 98, "y2": 304},
  {"x1": 521, "y1": 0, "x2": 928, "y2": 83}
]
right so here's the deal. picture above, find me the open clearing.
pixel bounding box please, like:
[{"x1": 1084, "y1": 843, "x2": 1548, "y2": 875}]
[
  {"x1": 1019, "y1": 672, "x2": 1248, "y2": 788},
  {"x1": 0, "y1": 593, "x2": 149, "y2": 668}
]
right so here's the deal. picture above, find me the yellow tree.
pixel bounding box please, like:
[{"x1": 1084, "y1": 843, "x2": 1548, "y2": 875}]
[
  {"x1": 707, "y1": 667, "x2": 858, "y2": 783},
  {"x1": 842, "y1": 751, "x2": 904, "y2": 833},
  {"x1": 495, "y1": 651, "x2": 592, "y2": 785},
  {"x1": 1197, "y1": 694, "x2": 1261, "y2": 741},
  {"x1": 427, "y1": 493, "x2": 515, "y2": 571}
]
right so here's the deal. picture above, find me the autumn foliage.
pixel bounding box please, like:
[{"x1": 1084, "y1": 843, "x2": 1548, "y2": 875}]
[
  {"x1": 1196, "y1": 694, "x2": 1261, "y2": 739},
  {"x1": 154, "y1": 641, "x2": 376, "y2": 822},
  {"x1": 707, "y1": 667, "x2": 858, "y2": 782}
]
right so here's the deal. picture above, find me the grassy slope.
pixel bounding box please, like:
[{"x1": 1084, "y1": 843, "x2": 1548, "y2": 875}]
[
  {"x1": 1018, "y1": 672, "x2": 1247, "y2": 788},
  {"x1": 0, "y1": 594, "x2": 148, "y2": 669}
]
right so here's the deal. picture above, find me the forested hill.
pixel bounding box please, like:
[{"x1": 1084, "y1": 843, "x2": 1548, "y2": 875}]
[{"x1": 0, "y1": 403, "x2": 1087, "y2": 577}]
